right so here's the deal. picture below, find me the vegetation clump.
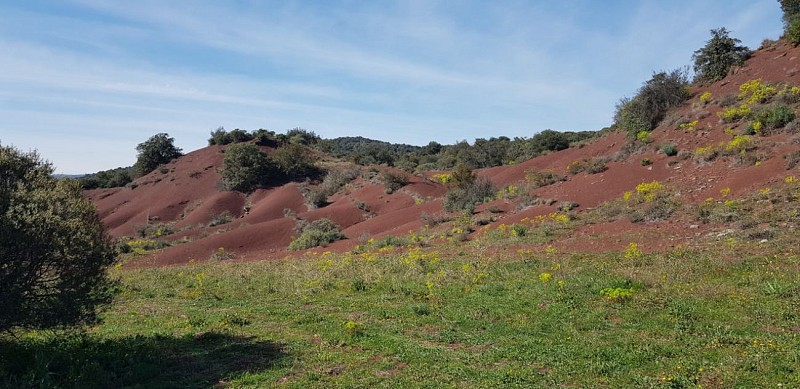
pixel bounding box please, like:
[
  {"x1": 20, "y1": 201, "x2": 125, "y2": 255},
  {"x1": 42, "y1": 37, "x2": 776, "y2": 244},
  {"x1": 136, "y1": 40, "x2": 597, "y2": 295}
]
[
  {"x1": 442, "y1": 166, "x2": 495, "y2": 213},
  {"x1": 781, "y1": 0, "x2": 800, "y2": 44},
  {"x1": 692, "y1": 28, "x2": 751, "y2": 82},
  {"x1": 133, "y1": 133, "x2": 183, "y2": 177},
  {"x1": 614, "y1": 69, "x2": 691, "y2": 138},
  {"x1": 0, "y1": 144, "x2": 117, "y2": 332},
  {"x1": 289, "y1": 218, "x2": 344, "y2": 250},
  {"x1": 219, "y1": 144, "x2": 276, "y2": 193}
]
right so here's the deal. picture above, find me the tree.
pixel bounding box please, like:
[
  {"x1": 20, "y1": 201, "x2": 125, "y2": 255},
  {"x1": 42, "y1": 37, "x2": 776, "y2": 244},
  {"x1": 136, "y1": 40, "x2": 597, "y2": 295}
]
[
  {"x1": 614, "y1": 68, "x2": 691, "y2": 137},
  {"x1": 133, "y1": 133, "x2": 183, "y2": 177},
  {"x1": 0, "y1": 144, "x2": 117, "y2": 332},
  {"x1": 692, "y1": 28, "x2": 751, "y2": 82},
  {"x1": 272, "y1": 144, "x2": 319, "y2": 179},
  {"x1": 782, "y1": 0, "x2": 800, "y2": 44},
  {"x1": 219, "y1": 143, "x2": 276, "y2": 192},
  {"x1": 781, "y1": 0, "x2": 800, "y2": 25}
]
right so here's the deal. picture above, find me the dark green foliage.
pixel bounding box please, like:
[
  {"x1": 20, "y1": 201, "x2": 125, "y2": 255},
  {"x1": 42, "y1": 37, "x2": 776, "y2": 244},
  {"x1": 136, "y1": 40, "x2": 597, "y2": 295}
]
[
  {"x1": 320, "y1": 136, "x2": 420, "y2": 166},
  {"x1": 692, "y1": 28, "x2": 751, "y2": 82},
  {"x1": 781, "y1": 0, "x2": 800, "y2": 44},
  {"x1": 208, "y1": 127, "x2": 233, "y2": 145},
  {"x1": 0, "y1": 144, "x2": 117, "y2": 332},
  {"x1": 285, "y1": 128, "x2": 321, "y2": 145},
  {"x1": 788, "y1": 17, "x2": 800, "y2": 45},
  {"x1": 380, "y1": 170, "x2": 408, "y2": 194},
  {"x1": 752, "y1": 104, "x2": 796, "y2": 132},
  {"x1": 781, "y1": 0, "x2": 800, "y2": 23},
  {"x1": 209, "y1": 127, "x2": 278, "y2": 146},
  {"x1": 305, "y1": 167, "x2": 360, "y2": 208},
  {"x1": 133, "y1": 133, "x2": 183, "y2": 177},
  {"x1": 227, "y1": 129, "x2": 254, "y2": 143},
  {"x1": 271, "y1": 143, "x2": 319, "y2": 180},
  {"x1": 288, "y1": 218, "x2": 344, "y2": 250},
  {"x1": 443, "y1": 166, "x2": 495, "y2": 212},
  {"x1": 660, "y1": 143, "x2": 678, "y2": 156},
  {"x1": 219, "y1": 144, "x2": 276, "y2": 193},
  {"x1": 320, "y1": 131, "x2": 597, "y2": 172},
  {"x1": 79, "y1": 166, "x2": 134, "y2": 189},
  {"x1": 614, "y1": 69, "x2": 691, "y2": 137}
]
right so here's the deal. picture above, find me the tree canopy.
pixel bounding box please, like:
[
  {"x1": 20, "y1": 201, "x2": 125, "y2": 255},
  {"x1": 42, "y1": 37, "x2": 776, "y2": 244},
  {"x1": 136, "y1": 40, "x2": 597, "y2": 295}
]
[
  {"x1": 0, "y1": 144, "x2": 117, "y2": 332},
  {"x1": 692, "y1": 28, "x2": 751, "y2": 82},
  {"x1": 133, "y1": 133, "x2": 183, "y2": 177}
]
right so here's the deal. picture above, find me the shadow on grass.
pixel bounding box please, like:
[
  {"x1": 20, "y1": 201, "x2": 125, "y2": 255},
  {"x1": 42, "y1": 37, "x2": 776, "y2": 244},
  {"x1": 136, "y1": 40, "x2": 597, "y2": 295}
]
[{"x1": 0, "y1": 331, "x2": 286, "y2": 388}]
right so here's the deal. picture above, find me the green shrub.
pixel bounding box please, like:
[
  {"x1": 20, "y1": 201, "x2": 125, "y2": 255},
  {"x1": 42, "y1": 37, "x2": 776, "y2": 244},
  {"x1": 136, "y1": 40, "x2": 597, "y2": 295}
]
[
  {"x1": 380, "y1": 170, "x2": 408, "y2": 194},
  {"x1": 0, "y1": 144, "x2": 117, "y2": 332},
  {"x1": 289, "y1": 218, "x2": 344, "y2": 250},
  {"x1": 442, "y1": 166, "x2": 495, "y2": 212},
  {"x1": 788, "y1": 17, "x2": 800, "y2": 45},
  {"x1": 525, "y1": 169, "x2": 565, "y2": 188},
  {"x1": 692, "y1": 28, "x2": 751, "y2": 82},
  {"x1": 133, "y1": 133, "x2": 183, "y2": 177},
  {"x1": 305, "y1": 167, "x2": 360, "y2": 208},
  {"x1": 660, "y1": 143, "x2": 678, "y2": 156},
  {"x1": 752, "y1": 104, "x2": 796, "y2": 133},
  {"x1": 134, "y1": 222, "x2": 175, "y2": 238},
  {"x1": 219, "y1": 144, "x2": 276, "y2": 193},
  {"x1": 272, "y1": 144, "x2": 319, "y2": 180},
  {"x1": 614, "y1": 69, "x2": 691, "y2": 137},
  {"x1": 79, "y1": 166, "x2": 134, "y2": 189},
  {"x1": 208, "y1": 211, "x2": 234, "y2": 227}
]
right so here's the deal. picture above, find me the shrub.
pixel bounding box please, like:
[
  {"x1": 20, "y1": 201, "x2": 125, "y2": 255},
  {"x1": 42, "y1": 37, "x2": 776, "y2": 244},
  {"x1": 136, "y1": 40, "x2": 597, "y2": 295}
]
[
  {"x1": 694, "y1": 146, "x2": 719, "y2": 162},
  {"x1": 660, "y1": 143, "x2": 678, "y2": 156},
  {"x1": 420, "y1": 211, "x2": 453, "y2": 226},
  {"x1": 79, "y1": 166, "x2": 134, "y2": 189},
  {"x1": 718, "y1": 105, "x2": 752, "y2": 122},
  {"x1": 208, "y1": 127, "x2": 232, "y2": 145},
  {"x1": 219, "y1": 143, "x2": 276, "y2": 193},
  {"x1": 210, "y1": 247, "x2": 236, "y2": 260},
  {"x1": 305, "y1": 167, "x2": 360, "y2": 208},
  {"x1": 567, "y1": 158, "x2": 608, "y2": 175},
  {"x1": 786, "y1": 150, "x2": 800, "y2": 170},
  {"x1": 289, "y1": 218, "x2": 344, "y2": 250},
  {"x1": 443, "y1": 167, "x2": 495, "y2": 212},
  {"x1": 134, "y1": 222, "x2": 175, "y2": 238},
  {"x1": 614, "y1": 69, "x2": 691, "y2": 137},
  {"x1": 699, "y1": 92, "x2": 713, "y2": 104},
  {"x1": 621, "y1": 181, "x2": 678, "y2": 222},
  {"x1": 208, "y1": 211, "x2": 234, "y2": 227},
  {"x1": 133, "y1": 133, "x2": 183, "y2": 177},
  {"x1": 739, "y1": 79, "x2": 777, "y2": 106},
  {"x1": 525, "y1": 169, "x2": 565, "y2": 188},
  {"x1": 723, "y1": 135, "x2": 753, "y2": 155},
  {"x1": 443, "y1": 177, "x2": 495, "y2": 213},
  {"x1": 380, "y1": 170, "x2": 408, "y2": 194},
  {"x1": 752, "y1": 104, "x2": 796, "y2": 133},
  {"x1": 787, "y1": 17, "x2": 800, "y2": 45},
  {"x1": 692, "y1": 28, "x2": 751, "y2": 82},
  {"x1": 0, "y1": 145, "x2": 117, "y2": 332},
  {"x1": 272, "y1": 143, "x2": 319, "y2": 180},
  {"x1": 782, "y1": 0, "x2": 800, "y2": 44}
]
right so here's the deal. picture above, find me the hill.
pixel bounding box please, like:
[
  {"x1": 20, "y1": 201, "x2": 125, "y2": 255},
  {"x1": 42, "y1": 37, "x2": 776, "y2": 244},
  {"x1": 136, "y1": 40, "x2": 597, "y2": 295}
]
[{"x1": 84, "y1": 39, "x2": 800, "y2": 268}]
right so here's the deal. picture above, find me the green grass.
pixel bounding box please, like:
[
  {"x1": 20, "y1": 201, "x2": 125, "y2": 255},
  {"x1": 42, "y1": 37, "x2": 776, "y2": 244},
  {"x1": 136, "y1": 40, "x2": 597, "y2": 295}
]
[{"x1": 3, "y1": 232, "x2": 800, "y2": 388}]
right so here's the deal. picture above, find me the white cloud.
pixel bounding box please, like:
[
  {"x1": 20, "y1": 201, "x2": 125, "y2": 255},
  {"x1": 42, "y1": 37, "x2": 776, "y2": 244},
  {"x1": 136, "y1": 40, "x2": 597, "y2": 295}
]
[{"x1": 0, "y1": 0, "x2": 785, "y2": 172}]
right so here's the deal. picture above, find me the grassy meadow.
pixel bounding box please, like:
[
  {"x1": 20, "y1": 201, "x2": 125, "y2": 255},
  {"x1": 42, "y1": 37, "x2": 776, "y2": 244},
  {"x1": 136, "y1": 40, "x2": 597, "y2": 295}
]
[{"x1": 2, "y1": 224, "x2": 800, "y2": 388}]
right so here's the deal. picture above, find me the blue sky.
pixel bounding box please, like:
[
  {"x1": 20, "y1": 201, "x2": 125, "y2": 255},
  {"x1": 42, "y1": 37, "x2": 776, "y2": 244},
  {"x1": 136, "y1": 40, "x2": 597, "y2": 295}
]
[{"x1": 0, "y1": 1, "x2": 783, "y2": 173}]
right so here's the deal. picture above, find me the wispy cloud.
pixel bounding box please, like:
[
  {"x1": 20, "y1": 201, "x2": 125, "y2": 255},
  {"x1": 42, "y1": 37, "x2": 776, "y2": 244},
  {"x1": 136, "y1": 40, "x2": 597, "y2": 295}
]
[{"x1": 0, "y1": 0, "x2": 783, "y2": 173}]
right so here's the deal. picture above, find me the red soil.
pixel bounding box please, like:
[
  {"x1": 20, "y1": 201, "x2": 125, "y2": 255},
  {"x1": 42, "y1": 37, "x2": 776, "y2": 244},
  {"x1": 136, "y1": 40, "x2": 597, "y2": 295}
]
[{"x1": 89, "y1": 41, "x2": 800, "y2": 267}]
